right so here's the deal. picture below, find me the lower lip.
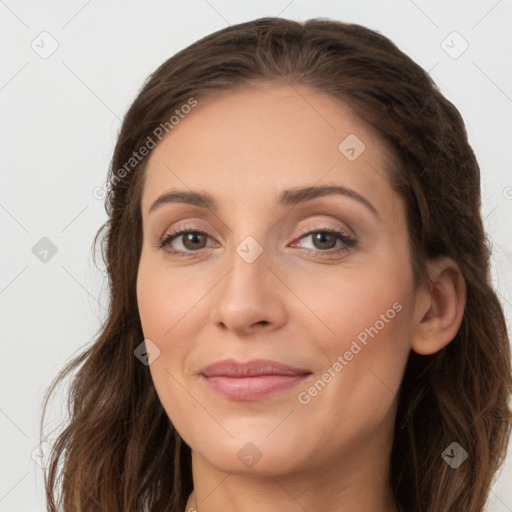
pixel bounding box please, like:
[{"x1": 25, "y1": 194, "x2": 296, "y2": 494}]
[{"x1": 202, "y1": 374, "x2": 310, "y2": 400}]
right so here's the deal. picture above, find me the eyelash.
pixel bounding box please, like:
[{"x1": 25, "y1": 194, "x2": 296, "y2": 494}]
[{"x1": 154, "y1": 223, "x2": 357, "y2": 259}]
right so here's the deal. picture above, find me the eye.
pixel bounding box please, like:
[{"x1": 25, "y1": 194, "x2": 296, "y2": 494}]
[
  {"x1": 154, "y1": 224, "x2": 357, "y2": 258},
  {"x1": 156, "y1": 226, "x2": 213, "y2": 257},
  {"x1": 291, "y1": 227, "x2": 357, "y2": 256}
]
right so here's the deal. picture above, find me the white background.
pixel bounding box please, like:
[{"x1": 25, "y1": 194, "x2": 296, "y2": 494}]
[{"x1": 1, "y1": 1, "x2": 511, "y2": 510}]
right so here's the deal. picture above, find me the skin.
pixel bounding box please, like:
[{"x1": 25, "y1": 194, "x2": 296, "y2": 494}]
[{"x1": 136, "y1": 82, "x2": 466, "y2": 512}]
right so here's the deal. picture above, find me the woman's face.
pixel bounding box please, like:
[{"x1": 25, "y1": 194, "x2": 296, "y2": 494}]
[{"x1": 137, "y1": 83, "x2": 418, "y2": 476}]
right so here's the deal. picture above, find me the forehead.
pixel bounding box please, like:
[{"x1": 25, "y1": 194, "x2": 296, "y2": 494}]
[{"x1": 141, "y1": 84, "x2": 400, "y2": 218}]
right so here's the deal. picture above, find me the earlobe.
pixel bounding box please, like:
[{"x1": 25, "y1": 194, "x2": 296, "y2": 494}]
[{"x1": 411, "y1": 256, "x2": 467, "y2": 355}]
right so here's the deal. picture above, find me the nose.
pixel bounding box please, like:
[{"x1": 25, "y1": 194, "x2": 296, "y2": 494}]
[{"x1": 209, "y1": 239, "x2": 288, "y2": 336}]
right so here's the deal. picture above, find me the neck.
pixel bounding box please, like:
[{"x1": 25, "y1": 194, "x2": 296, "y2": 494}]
[{"x1": 185, "y1": 485, "x2": 399, "y2": 512}]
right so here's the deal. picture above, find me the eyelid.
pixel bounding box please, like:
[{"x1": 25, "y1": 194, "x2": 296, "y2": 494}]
[
  {"x1": 293, "y1": 219, "x2": 353, "y2": 238},
  {"x1": 159, "y1": 217, "x2": 353, "y2": 244}
]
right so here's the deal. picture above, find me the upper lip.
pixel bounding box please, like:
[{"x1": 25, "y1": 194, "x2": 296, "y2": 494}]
[{"x1": 200, "y1": 359, "x2": 312, "y2": 378}]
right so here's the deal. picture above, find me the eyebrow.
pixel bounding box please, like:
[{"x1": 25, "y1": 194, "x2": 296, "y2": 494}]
[{"x1": 148, "y1": 185, "x2": 379, "y2": 218}]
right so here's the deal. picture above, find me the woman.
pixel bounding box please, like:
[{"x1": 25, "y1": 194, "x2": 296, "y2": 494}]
[{"x1": 41, "y1": 17, "x2": 512, "y2": 512}]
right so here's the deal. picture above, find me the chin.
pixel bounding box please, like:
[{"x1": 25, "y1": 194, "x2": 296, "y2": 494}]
[{"x1": 189, "y1": 433, "x2": 308, "y2": 476}]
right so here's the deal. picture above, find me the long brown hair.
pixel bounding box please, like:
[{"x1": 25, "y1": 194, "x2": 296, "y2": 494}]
[{"x1": 41, "y1": 17, "x2": 512, "y2": 511}]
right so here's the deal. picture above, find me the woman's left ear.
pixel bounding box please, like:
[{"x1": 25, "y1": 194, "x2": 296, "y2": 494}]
[{"x1": 411, "y1": 256, "x2": 467, "y2": 355}]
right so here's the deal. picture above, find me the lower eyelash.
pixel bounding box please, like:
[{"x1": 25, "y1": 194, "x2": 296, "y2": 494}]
[{"x1": 155, "y1": 228, "x2": 357, "y2": 258}]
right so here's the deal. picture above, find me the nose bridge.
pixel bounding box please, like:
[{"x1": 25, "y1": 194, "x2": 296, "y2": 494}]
[
  {"x1": 224, "y1": 231, "x2": 270, "y2": 302},
  {"x1": 222, "y1": 205, "x2": 273, "y2": 275},
  {"x1": 209, "y1": 225, "x2": 286, "y2": 333}
]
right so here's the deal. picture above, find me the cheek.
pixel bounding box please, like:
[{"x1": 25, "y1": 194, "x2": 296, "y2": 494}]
[
  {"x1": 295, "y1": 259, "x2": 410, "y2": 353},
  {"x1": 293, "y1": 287, "x2": 411, "y2": 452},
  {"x1": 136, "y1": 264, "x2": 201, "y2": 437},
  {"x1": 136, "y1": 258, "x2": 210, "y2": 412},
  {"x1": 136, "y1": 257, "x2": 205, "y2": 345},
  {"x1": 293, "y1": 260, "x2": 412, "y2": 408}
]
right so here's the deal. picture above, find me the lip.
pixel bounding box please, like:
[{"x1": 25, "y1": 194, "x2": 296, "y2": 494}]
[{"x1": 200, "y1": 358, "x2": 312, "y2": 401}]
